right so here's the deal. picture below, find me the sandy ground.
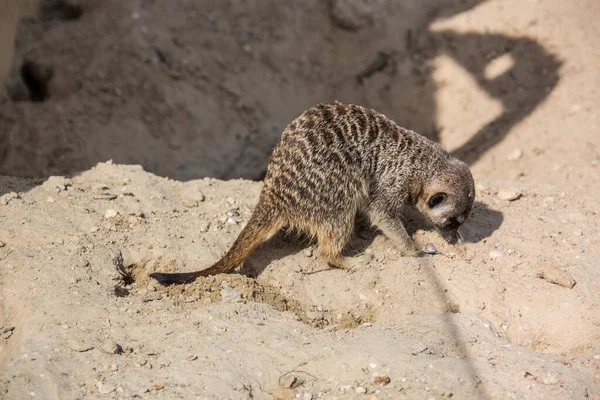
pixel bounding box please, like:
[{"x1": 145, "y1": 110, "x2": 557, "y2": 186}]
[{"x1": 0, "y1": 0, "x2": 599, "y2": 399}]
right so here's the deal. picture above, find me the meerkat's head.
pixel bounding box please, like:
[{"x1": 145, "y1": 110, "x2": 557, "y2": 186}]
[{"x1": 415, "y1": 158, "x2": 475, "y2": 244}]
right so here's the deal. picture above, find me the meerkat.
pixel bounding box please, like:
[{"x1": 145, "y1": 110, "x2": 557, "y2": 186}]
[{"x1": 150, "y1": 102, "x2": 475, "y2": 285}]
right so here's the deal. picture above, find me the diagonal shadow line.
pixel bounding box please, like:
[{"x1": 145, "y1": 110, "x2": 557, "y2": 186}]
[{"x1": 419, "y1": 255, "x2": 492, "y2": 399}]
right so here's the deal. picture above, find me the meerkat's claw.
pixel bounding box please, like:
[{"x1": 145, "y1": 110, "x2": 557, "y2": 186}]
[{"x1": 348, "y1": 253, "x2": 374, "y2": 271}]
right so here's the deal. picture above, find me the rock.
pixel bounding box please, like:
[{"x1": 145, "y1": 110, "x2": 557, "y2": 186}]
[
  {"x1": 180, "y1": 188, "x2": 205, "y2": 208},
  {"x1": 303, "y1": 248, "x2": 313, "y2": 257},
  {"x1": 508, "y1": 148, "x2": 523, "y2": 161},
  {"x1": 68, "y1": 340, "x2": 94, "y2": 352},
  {"x1": 411, "y1": 343, "x2": 429, "y2": 355},
  {"x1": 340, "y1": 385, "x2": 355, "y2": 391},
  {"x1": 489, "y1": 251, "x2": 503, "y2": 260},
  {"x1": 42, "y1": 176, "x2": 72, "y2": 192},
  {"x1": 0, "y1": 192, "x2": 19, "y2": 206},
  {"x1": 104, "y1": 209, "x2": 119, "y2": 219},
  {"x1": 47, "y1": 196, "x2": 55, "y2": 203},
  {"x1": 100, "y1": 339, "x2": 123, "y2": 355},
  {"x1": 280, "y1": 374, "x2": 297, "y2": 389},
  {"x1": 187, "y1": 354, "x2": 198, "y2": 361},
  {"x1": 97, "y1": 382, "x2": 116, "y2": 394},
  {"x1": 497, "y1": 190, "x2": 521, "y2": 201},
  {"x1": 0, "y1": 241, "x2": 5, "y2": 247},
  {"x1": 536, "y1": 264, "x2": 576, "y2": 288},
  {"x1": 305, "y1": 311, "x2": 324, "y2": 321},
  {"x1": 355, "y1": 386, "x2": 367, "y2": 394},
  {"x1": 423, "y1": 243, "x2": 438, "y2": 254},
  {"x1": 199, "y1": 221, "x2": 210, "y2": 232},
  {"x1": 524, "y1": 371, "x2": 535, "y2": 380},
  {"x1": 220, "y1": 281, "x2": 242, "y2": 303},
  {"x1": 329, "y1": 0, "x2": 377, "y2": 30},
  {"x1": 373, "y1": 373, "x2": 391, "y2": 386},
  {"x1": 541, "y1": 372, "x2": 560, "y2": 385}
]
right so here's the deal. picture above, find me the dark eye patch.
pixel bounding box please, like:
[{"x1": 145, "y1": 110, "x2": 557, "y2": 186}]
[{"x1": 428, "y1": 193, "x2": 446, "y2": 208}]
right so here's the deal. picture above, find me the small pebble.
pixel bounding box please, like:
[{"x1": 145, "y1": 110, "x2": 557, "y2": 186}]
[
  {"x1": 355, "y1": 386, "x2": 367, "y2": 394},
  {"x1": 220, "y1": 281, "x2": 242, "y2": 303},
  {"x1": 508, "y1": 148, "x2": 523, "y2": 161},
  {"x1": 68, "y1": 340, "x2": 94, "y2": 352},
  {"x1": 536, "y1": 264, "x2": 576, "y2": 288},
  {"x1": 340, "y1": 385, "x2": 354, "y2": 391},
  {"x1": 373, "y1": 373, "x2": 391, "y2": 386},
  {"x1": 497, "y1": 190, "x2": 521, "y2": 201},
  {"x1": 423, "y1": 243, "x2": 438, "y2": 254},
  {"x1": 180, "y1": 189, "x2": 205, "y2": 208},
  {"x1": 104, "y1": 209, "x2": 119, "y2": 219},
  {"x1": 489, "y1": 251, "x2": 503, "y2": 260},
  {"x1": 198, "y1": 221, "x2": 210, "y2": 233},
  {"x1": 0, "y1": 241, "x2": 5, "y2": 247},
  {"x1": 541, "y1": 372, "x2": 559, "y2": 385},
  {"x1": 46, "y1": 196, "x2": 55, "y2": 203},
  {"x1": 280, "y1": 375, "x2": 297, "y2": 388},
  {"x1": 100, "y1": 339, "x2": 123, "y2": 355},
  {"x1": 592, "y1": 355, "x2": 600, "y2": 360},
  {"x1": 411, "y1": 343, "x2": 429, "y2": 355},
  {"x1": 97, "y1": 382, "x2": 116, "y2": 394},
  {"x1": 187, "y1": 354, "x2": 198, "y2": 361},
  {"x1": 303, "y1": 248, "x2": 313, "y2": 257}
]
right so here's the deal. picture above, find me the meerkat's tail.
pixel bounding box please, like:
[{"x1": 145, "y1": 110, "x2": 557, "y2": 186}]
[{"x1": 150, "y1": 202, "x2": 283, "y2": 285}]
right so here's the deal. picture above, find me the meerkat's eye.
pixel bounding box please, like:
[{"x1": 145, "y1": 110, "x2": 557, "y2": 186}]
[{"x1": 428, "y1": 193, "x2": 446, "y2": 208}]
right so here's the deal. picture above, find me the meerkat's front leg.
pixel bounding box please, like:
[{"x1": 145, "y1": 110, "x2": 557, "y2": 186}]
[{"x1": 368, "y1": 210, "x2": 422, "y2": 257}]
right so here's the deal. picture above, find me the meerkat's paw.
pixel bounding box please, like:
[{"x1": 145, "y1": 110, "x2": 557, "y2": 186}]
[{"x1": 347, "y1": 253, "x2": 374, "y2": 271}]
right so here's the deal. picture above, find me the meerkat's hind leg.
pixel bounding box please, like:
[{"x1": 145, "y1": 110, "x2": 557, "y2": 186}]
[
  {"x1": 368, "y1": 210, "x2": 422, "y2": 257},
  {"x1": 314, "y1": 222, "x2": 354, "y2": 270},
  {"x1": 314, "y1": 219, "x2": 374, "y2": 271}
]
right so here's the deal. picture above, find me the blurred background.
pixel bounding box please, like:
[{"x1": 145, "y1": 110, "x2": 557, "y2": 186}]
[{"x1": 0, "y1": 0, "x2": 596, "y2": 187}]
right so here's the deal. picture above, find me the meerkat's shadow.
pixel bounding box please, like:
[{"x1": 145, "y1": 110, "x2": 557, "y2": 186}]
[
  {"x1": 401, "y1": 201, "x2": 502, "y2": 244},
  {"x1": 239, "y1": 216, "x2": 378, "y2": 278},
  {"x1": 238, "y1": 203, "x2": 505, "y2": 277},
  {"x1": 239, "y1": 201, "x2": 503, "y2": 277},
  {"x1": 457, "y1": 201, "x2": 503, "y2": 243}
]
